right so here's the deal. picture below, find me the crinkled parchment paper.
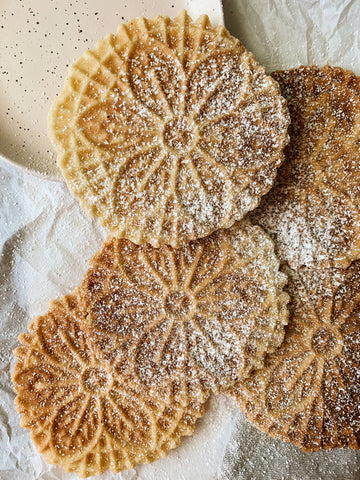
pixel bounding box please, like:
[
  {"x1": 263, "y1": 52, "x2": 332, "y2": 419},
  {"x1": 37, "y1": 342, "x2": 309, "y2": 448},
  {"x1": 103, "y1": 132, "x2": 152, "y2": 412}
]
[
  {"x1": 2, "y1": 0, "x2": 360, "y2": 479},
  {"x1": 0, "y1": 160, "x2": 236, "y2": 480},
  {"x1": 219, "y1": 1, "x2": 360, "y2": 479}
]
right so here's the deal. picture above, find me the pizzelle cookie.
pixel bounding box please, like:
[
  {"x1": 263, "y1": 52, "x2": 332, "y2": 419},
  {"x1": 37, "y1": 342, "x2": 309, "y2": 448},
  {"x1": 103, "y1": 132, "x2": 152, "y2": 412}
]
[
  {"x1": 79, "y1": 220, "x2": 289, "y2": 394},
  {"x1": 48, "y1": 10, "x2": 289, "y2": 247},
  {"x1": 252, "y1": 65, "x2": 360, "y2": 270},
  {"x1": 12, "y1": 292, "x2": 207, "y2": 477},
  {"x1": 230, "y1": 262, "x2": 360, "y2": 451}
]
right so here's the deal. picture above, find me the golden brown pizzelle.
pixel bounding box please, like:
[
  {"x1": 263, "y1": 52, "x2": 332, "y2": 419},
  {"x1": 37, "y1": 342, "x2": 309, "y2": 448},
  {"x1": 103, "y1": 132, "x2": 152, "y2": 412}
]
[
  {"x1": 229, "y1": 262, "x2": 360, "y2": 452},
  {"x1": 79, "y1": 220, "x2": 289, "y2": 395},
  {"x1": 252, "y1": 65, "x2": 360, "y2": 270},
  {"x1": 48, "y1": 10, "x2": 289, "y2": 247},
  {"x1": 12, "y1": 291, "x2": 207, "y2": 477},
  {"x1": 236, "y1": 65, "x2": 360, "y2": 453}
]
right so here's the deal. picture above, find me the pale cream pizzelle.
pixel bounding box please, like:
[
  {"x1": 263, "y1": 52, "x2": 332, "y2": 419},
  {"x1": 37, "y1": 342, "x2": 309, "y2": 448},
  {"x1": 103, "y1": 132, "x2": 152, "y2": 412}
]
[
  {"x1": 252, "y1": 65, "x2": 360, "y2": 270},
  {"x1": 230, "y1": 262, "x2": 360, "y2": 452},
  {"x1": 79, "y1": 220, "x2": 289, "y2": 395},
  {"x1": 48, "y1": 10, "x2": 289, "y2": 247},
  {"x1": 12, "y1": 291, "x2": 207, "y2": 478}
]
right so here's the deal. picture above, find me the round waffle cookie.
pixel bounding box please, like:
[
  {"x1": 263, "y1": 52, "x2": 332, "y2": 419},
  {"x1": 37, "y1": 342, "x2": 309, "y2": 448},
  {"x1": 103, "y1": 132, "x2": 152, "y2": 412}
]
[
  {"x1": 79, "y1": 220, "x2": 289, "y2": 394},
  {"x1": 230, "y1": 262, "x2": 360, "y2": 451},
  {"x1": 12, "y1": 291, "x2": 207, "y2": 477},
  {"x1": 252, "y1": 65, "x2": 360, "y2": 270},
  {"x1": 48, "y1": 10, "x2": 289, "y2": 247}
]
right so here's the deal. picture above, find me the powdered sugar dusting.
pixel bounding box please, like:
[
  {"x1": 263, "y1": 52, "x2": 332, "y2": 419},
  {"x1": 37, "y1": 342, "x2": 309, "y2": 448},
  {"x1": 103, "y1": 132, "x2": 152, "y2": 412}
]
[
  {"x1": 80, "y1": 219, "x2": 289, "y2": 395},
  {"x1": 48, "y1": 10, "x2": 290, "y2": 247},
  {"x1": 232, "y1": 260, "x2": 360, "y2": 452},
  {"x1": 252, "y1": 65, "x2": 360, "y2": 270},
  {"x1": 12, "y1": 291, "x2": 207, "y2": 477}
]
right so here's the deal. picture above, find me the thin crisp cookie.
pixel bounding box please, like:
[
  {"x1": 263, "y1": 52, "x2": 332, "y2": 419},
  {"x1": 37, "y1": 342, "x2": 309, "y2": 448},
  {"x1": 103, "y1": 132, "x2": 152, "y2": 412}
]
[
  {"x1": 79, "y1": 220, "x2": 289, "y2": 395},
  {"x1": 252, "y1": 65, "x2": 360, "y2": 270},
  {"x1": 230, "y1": 262, "x2": 360, "y2": 451},
  {"x1": 48, "y1": 10, "x2": 289, "y2": 247},
  {"x1": 12, "y1": 291, "x2": 207, "y2": 477}
]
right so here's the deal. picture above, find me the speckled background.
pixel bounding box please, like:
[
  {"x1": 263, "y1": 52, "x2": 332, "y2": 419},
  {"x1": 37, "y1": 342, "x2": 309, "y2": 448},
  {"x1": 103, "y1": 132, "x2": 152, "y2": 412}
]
[
  {"x1": 1, "y1": 1, "x2": 360, "y2": 479},
  {"x1": 0, "y1": 0, "x2": 223, "y2": 179}
]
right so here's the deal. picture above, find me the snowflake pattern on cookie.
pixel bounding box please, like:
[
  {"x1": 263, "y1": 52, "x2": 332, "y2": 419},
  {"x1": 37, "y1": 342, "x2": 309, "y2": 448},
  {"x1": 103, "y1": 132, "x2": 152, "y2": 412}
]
[
  {"x1": 253, "y1": 66, "x2": 360, "y2": 269},
  {"x1": 12, "y1": 292, "x2": 206, "y2": 477},
  {"x1": 231, "y1": 262, "x2": 360, "y2": 451},
  {"x1": 48, "y1": 10, "x2": 289, "y2": 247},
  {"x1": 79, "y1": 220, "x2": 289, "y2": 394}
]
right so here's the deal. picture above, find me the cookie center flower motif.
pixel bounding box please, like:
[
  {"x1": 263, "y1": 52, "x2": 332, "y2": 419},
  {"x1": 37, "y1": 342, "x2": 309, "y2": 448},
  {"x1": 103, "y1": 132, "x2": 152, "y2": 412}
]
[
  {"x1": 82, "y1": 222, "x2": 289, "y2": 393},
  {"x1": 311, "y1": 327, "x2": 341, "y2": 358},
  {"x1": 164, "y1": 290, "x2": 193, "y2": 318},
  {"x1": 49, "y1": 10, "x2": 290, "y2": 248},
  {"x1": 12, "y1": 293, "x2": 207, "y2": 477},
  {"x1": 163, "y1": 118, "x2": 197, "y2": 152},
  {"x1": 82, "y1": 367, "x2": 111, "y2": 394}
]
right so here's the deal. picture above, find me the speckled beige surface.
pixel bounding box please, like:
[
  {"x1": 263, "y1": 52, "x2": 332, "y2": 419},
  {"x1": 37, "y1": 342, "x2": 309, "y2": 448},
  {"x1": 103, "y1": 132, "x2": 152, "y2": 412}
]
[
  {"x1": 2, "y1": 1, "x2": 360, "y2": 479},
  {"x1": 0, "y1": 0, "x2": 223, "y2": 180}
]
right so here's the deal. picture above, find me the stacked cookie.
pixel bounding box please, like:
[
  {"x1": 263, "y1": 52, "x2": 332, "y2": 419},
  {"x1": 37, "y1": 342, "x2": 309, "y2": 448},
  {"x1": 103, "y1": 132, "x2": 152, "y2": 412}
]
[
  {"x1": 12, "y1": 10, "x2": 360, "y2": 477},
  {"x1": 230, "y1": 66, "x2": 360, "y2": 452}
]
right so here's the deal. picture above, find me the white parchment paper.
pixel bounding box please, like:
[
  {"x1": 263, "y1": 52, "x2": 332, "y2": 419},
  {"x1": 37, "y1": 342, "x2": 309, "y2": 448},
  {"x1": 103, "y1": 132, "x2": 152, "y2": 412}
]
[
  {"x1": 218, "y1": 1, "x2": 360, "y2": 478},
  {"x1": 1, "y1": 0, "x2": 360, "y2": 479},
  {"x1": 0, "y1": 160, "x2": 236, "y2": 480},
  {"x1": 223, "y1": 0, "x2": 360, "y2": 75}
]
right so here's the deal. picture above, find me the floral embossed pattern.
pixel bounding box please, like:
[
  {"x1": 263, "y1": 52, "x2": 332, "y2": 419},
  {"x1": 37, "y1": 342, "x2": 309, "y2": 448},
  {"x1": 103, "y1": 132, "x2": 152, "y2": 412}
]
[
  {"x1": 230, "y1": 262, "x2": 360, "y2": 452},
  {"x1": 79, "y1": 220, "x2": 289, "y2": 394},
  {"x1": 12, "y1": 292, "x2": 206, "y2": 477},
  {"x1": 252, "y1": 66, "x2": 360, "y2": 270},
  {"x1": 48, "y1": 10, "x2": 289, "y2": 247}
]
